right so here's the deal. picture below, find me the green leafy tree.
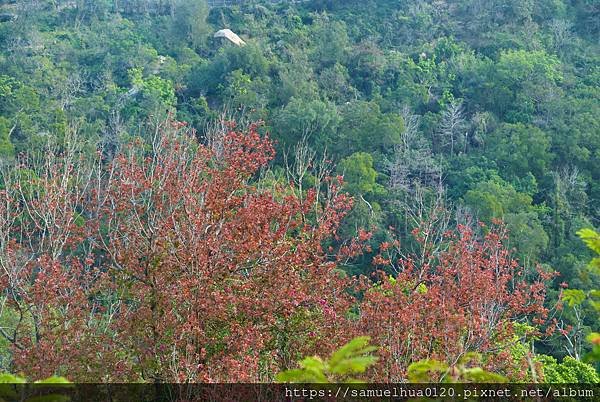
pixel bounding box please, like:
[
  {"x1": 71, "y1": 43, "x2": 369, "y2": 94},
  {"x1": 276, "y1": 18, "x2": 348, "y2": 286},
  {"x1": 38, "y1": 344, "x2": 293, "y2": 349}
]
[
  {"x1": 172, "y1": 0, "x2": 211, "y2": 50},
  {"x1": 335, "y1": 101, "x2": 404, "y2": 157},
  {"x1": 273, "y1": 97, "x2": 340, "y2": 150},
  {"x1": 491, "y1": 50, "x2": 562, "y2": 122},
  {"x1": 337, "y1": 152, "x2": 385, "y2": 243},
  {"x1": 337, "y1": 152, "x2": 380, "y2": 196},
  {"x1": 190, "y1": 43, "x2": 269, "y2": 99},
  {"x1": 485, "y1": 123, "x2": 552, "y2": 182},
  {"x1": 574, "y1": 228, "x2": 600, "y2": 364},
  {"x1": 407, "y1": 354, "x2": 507, "y2": 383},
  {"x1": 0, "y1": 373, "x2": 71, "y2": 402},
  {"x1": 538, "y1": 355, "x2": 599, "y2": 383},
  {"x1": 464, "y1": 177, "x2": 549, "y2": 264},
  {"x1": 276, "y1": 337, "x2": 378, "y2": 383},
  {"x1": 0, "y1": 117, "x2": 15, "y2": 159},
  {"x1": 310, "y1": 17, "x2": 350, "y2": 69},
  {"x1": 317, "y1": 63, "x2": 357, "y2": 103}
]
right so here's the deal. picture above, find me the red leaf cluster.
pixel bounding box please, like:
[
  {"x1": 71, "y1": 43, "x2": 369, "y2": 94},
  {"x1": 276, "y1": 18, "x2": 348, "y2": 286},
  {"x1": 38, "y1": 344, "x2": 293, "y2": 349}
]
[{"x1": 358, "y1": 224, "x2": 553, "y2": 381}]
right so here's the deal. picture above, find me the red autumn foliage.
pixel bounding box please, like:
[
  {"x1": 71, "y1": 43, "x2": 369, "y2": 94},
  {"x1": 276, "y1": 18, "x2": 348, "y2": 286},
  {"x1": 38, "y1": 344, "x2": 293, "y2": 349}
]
[
  {"x1": 0, "y1": 119, "x2": 552, "y2": 383},
  {"x1": 358, "y1": 224, "x2": 554, "y2": 381},
  {"x1": 0, "y1": 120, "x2": 358, "y2": 382}
]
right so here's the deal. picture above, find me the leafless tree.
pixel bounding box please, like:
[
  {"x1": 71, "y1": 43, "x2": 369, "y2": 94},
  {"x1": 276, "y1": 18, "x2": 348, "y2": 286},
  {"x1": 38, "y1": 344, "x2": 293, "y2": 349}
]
[
  {"x1": 470, "y1": 111, "x2": 490, "y2": 148},
  {"x1": 556, "y1": 306, "x2": 585, "y2": 361},
  {"x1": 388, "y1": 184, "x2": 452, "y2": 280},
  {"x1": 283, "y1": 136, "x2": 333, "y2": 220},
  {"x1": 57, "y1": 72, "x2": 85, "y2": 111},
  {"x1": 388, "y1": 106, "x2": 442, "y2": 193},
  {"x1": 438, "y1": 99, "x2": 466, "y2": 154},
  {"x1": 12, "y1": 123, "x2": 96, "y2": 260},
  {"x1": 552, "y1": 166, "x2": 588, "y2": 218},
  {"x1": 387, "y1": 106, "x2": 447, "y2": 243},
  {"x1": 200, "y1": 104, "x2": 249, "y2": 161},
  {"x1": 550, "y1": 19, "x2": 573, "y2": 55}
]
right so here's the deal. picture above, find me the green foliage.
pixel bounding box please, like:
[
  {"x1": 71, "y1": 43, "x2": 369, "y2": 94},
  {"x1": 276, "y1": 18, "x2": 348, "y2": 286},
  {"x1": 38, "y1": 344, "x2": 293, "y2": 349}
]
[
  {"x1": 273, "y1": 97, "x2": 339, "y2": 149},
  {"x1": 191, "y1": 43, "x2": 269, "y2": 98},
  {"x1": 127, "y1": 67, "x2": 177, "y2": 116},
  {"x1": 504, "y1": 322, "x2": 538, "y2": 381},
  {"x1": 338, "y1": 152, "x2": 380, "y2": 196},
  {"x1": 539, "y1": 355, "x2": 599, "y2": 383},
  {"x1": 0, "y1": 373, "x2": 71, "y2": 402},
  {"x1": 142, "y1": 76, "x2": 177, "y2": 108},
  {"x1": 464, "y1": 177, "x2": 533, "y2": 221},
  {"x1": 463, "y1": 175, "x2": 548, "y2": 263},
  {"x1": 276, "y1": 337, "x2": 378, "y2": 383},
  {"x1": 310, "y1": 18, "x2": 349, "y2": 69},
  {"x1": 585, "y1": 333, "x2": 600, "y2": 364},
  {"x1": 491, "y1": 50, "x2": 562, "y2": 122},
  {"x1": 576, "y1": 227, "x2": 600, "y2": 306},
  {"x1": 485, "y1": 123, "x2": 552, "y2": 181},
  {"x1": 0, "y1": 116, "x2": 15, "y2": 158},
  {"x1": 578, "y1": 228, "x2": 600, "y2": 276},
  {"x1": 407, "y1": 353, "x2": 507, "y2": 383},
  {"x1": 0, "y1": 373, "x2": 26, "y2": 384},
  {"x1": 172, "y1": 0, "x2": 211, "y2": 50},
  {"x1": 575, "y1": 228, "x2": 600, "y2": 365},
  {"x1": 335, "y1": 101, "x2": 404, "y2": 157},
  {"x1": 562, "y1": 289, "x2": 587, "y2": 308}
]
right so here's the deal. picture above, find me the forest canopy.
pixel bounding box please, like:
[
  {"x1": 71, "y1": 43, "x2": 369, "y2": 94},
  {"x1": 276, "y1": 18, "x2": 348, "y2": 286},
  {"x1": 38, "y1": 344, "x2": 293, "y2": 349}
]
[{"x1": 0, "y1": 0, "x2": 598, "y2": 384}]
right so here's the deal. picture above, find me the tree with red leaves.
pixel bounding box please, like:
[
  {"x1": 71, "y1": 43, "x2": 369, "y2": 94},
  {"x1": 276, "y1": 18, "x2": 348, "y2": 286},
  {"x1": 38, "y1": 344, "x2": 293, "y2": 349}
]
[
  {"x1": 358, "y1": 223, "x2": 554, "y2": 382},
  {"x1": 0, "y1": 120, "x2": 360, "y2": 382}
]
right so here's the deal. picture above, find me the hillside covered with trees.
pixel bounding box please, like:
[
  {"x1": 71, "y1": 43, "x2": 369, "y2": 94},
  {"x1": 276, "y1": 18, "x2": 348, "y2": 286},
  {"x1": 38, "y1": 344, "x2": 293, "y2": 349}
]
[{"x1": 0, "y1": 0, "x2": 599, "y2": 384}]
